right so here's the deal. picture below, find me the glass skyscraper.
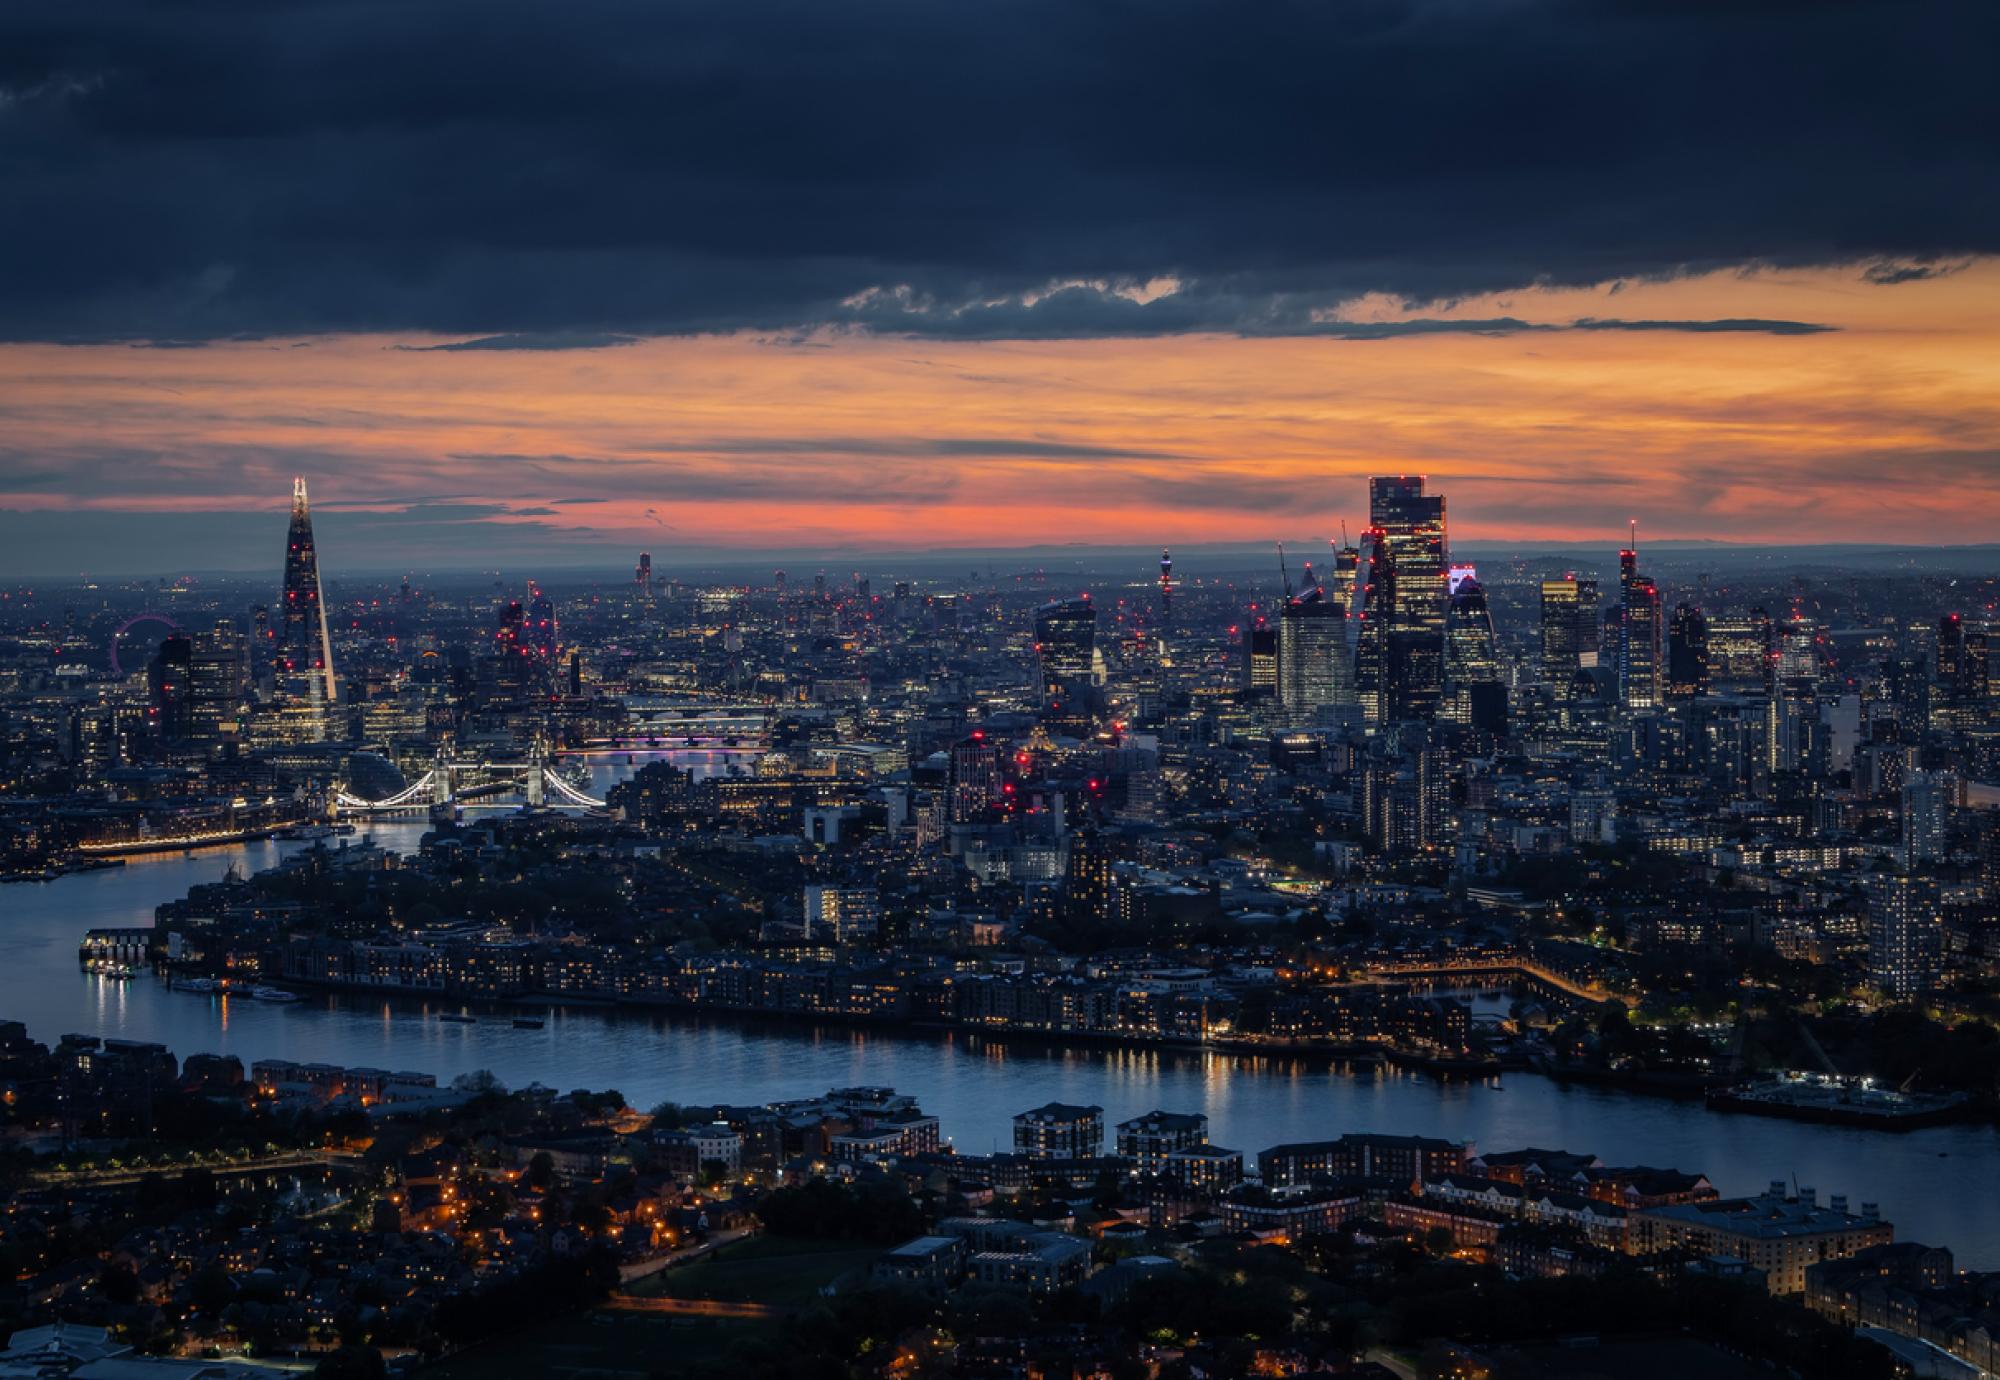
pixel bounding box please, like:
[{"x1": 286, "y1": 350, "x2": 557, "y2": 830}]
[
  {"x1": 1035, "y1": 596, "x2": 1098, "y2": 736},
  {"x1": 1359, "y1": 476, "x2": 1447, "y2": 722},
  {"x1": 278, "y1": 477, "x2": 337, "y2": 708},
  {"x1": 1539, "y1": 575, "x2": 1601, "y2": 699},
  {"x1": 1278, "y1": 578, "x2": 1352, "y2": 723}
]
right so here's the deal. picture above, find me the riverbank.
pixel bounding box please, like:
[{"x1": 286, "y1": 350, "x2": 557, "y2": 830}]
[
  {"x1": 258, "y1": 971, "x2": 1514, "y2": 1072},
  {"x1": 76, "y1": 824, "x2": 301, "y2": 857},
  {"x1": 12, "y1": 820, "x2": 2000, "y2": 1267},
  {"x1": 1, "y1": 857, "x2": 127, "y2": 883}
]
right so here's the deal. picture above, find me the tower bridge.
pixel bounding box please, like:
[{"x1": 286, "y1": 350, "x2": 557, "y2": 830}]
[{"x1": 334, "y1": 745, "x2": 606, "y2": 815}]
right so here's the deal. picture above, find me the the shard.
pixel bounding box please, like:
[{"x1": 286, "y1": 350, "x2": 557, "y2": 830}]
[{"x1": 279, "y1": 476, "x2": 337, "y2": 706}]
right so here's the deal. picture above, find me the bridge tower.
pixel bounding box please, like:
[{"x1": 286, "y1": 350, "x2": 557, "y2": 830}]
[{"x1": 525, "y1": 740, "x2": 546, "y2": 807}]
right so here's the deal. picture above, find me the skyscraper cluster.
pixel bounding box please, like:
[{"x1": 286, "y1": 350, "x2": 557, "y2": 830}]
[{"x1": 1256, "y1": 476, "x2": 1502, "y2": 737}]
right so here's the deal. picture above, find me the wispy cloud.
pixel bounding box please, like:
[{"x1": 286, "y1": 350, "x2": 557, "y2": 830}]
[{"x1": 399, "y1": 333, "x2": 641, "y2": 353}]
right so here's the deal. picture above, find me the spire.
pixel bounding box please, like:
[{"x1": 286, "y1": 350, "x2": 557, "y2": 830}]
[{"x1": 280, "y1": 476, "x2": 337, "y2": 715}]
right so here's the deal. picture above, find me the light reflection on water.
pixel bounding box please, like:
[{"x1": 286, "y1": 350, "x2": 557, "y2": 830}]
[{"x1": 3, "y1": 754, "x2": 1998, "y2": 1261}]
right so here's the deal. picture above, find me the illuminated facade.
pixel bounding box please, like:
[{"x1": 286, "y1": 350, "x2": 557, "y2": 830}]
[
  {"x1": 1278, "y1": 578, "x2": 1352, "y2": 723},
  {"x1": 1867, "y1": 872, "x2": 1943, "y2": 998},
  {"x1": 1539, "y1": 575, "x2": 1601, "y2": 699},
  {"x1": 277, "y1": 476, "x2": 337, "y2": 707},
  {"x1": 1443, "y1": 573, "x2": 1504, "y2": 730},
  {"x1": 1667, "y1": 604, "x2": 1710, "y2": 699},
  {"x1": 1359, "y1": 476, "x2": 1448, "y2": 722},
  {"x1": 1243, "y1": 619, "x2": 1279, "y2": 692},
  {"x1": 1619, "y1": 529, "x2": 1663, "y2": 711},
  {"x1": 1035, "y1": 596, "x2": 1097, "y2": 735}
]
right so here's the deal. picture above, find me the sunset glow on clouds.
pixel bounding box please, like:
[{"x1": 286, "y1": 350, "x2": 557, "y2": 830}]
[
  {"x1": 3, "y1": 263, "x2": 1998, "y2": 571},
  {"x1": 2, "y1": 0, "x2": 1996, "y2": 571}
]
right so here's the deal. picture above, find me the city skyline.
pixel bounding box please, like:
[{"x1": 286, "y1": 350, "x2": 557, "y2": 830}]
[{"x1": 5, "y1": 5, "x2": 2000, "y2": 1374}]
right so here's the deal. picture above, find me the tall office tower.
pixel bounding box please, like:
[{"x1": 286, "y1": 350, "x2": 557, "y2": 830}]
[
  {"x1": 1866, "y1": 872, "x2": 1943, "y2": 999},
  {"x1": 1539, "y1": 576, "x2": 1601, "y2": 696},
  {"x1": 1764, "y1": 615, "x2": 1820, "y2": 776},
  {"x1": 187, "y1": 620, "x2": 250, "y2": 750},
  {"x1": 1063, "y1": 829, "x2": 1114, "y2": 926},
  {"x1": 527, "y1": 585, "x2": 558, "y2": 660},
  {"x1": 1615, "y1": 522, "x2": 1638, "y2": 684},
  {"x1": 1355, "y1": 529, "x2": 1390, "y2": 722},
  {"x1": 1158, "y1": 549, "x2": 1174, "y2": 625},
  {"x1": 1035, "y1": 596, "x2": 1098, "y2": 735},
  {"x1": 1359, "y1": 731, "x2": 1447, "y2": 853},
  {"x1": 277, "y1": 476, "x2": 337, "y2": 705},
  {"x1": 476, "y1": 613, "x2": 537, "y2": 711},
  {"x1": 1967, "y1": 631, "x2": 1995, "y2": 701},
  {"x1": 1980, "y1": 813, "x2": 2000, "y2": 900},
  {"x1": 1667, "y1": 604, "x2": 1710, "y2": 699},
  {"x1": 1775, "y1": 615, "x2": 1819, "y2": 682},
  {"x1": 495, "y1": 600, "x2": 527, "y2": 655},
  {"x1": 1443, "y1": 571, "x2": 1504, "y2": 730},
  {"x1": 1902, "y1": 769, "x2": 1955, "y2": 865},
  {"x1": 1331, "y1": 539, "x2": 1361, "y2": 614},
  {"x1": 635, "y1": 552, "x2": 652, "y2": 596},
  {"x1": 1618, "y1": 526, "x2": 1663, "y2": 711},
  {"x1": 1364, "y1": 476, "x2": 1449, "y2": 721},
  {"x1": 1332, "y1": 537, "x2": 1363, "y2": 680},
  {"x1": 148, "y1": 634, "x2": 194, "y2": 741},
  {"x1": 1821, "y1": 693, "x2": 1861, "y2": 773},
  {"x1": 1937, "y1": 613, "x2": 1966, "y2": 693},
  {"x1": 947, "y1": 731, "x2": 1002, "y2": 824},
  {"x1": 1278, "y1": 580, "x2": 1351, "y2": 722},
  {"x1": 1243, "y1": 619, "x2": 1279, "y2": 692}
]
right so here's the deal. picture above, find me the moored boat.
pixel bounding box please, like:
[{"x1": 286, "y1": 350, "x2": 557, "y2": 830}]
[{"x1": 1706, "y1": 1071, "x2": 1969, "y2": 1130}]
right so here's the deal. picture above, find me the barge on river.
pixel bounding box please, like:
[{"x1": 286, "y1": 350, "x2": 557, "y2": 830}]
[{"x1": 1706, "y1": 1071, "x2": 1969, "y2": 1129}]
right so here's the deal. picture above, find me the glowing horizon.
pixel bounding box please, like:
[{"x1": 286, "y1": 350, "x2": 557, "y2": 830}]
[{"x1": 4, "y1": 262, "x2": 1998, "y2": 573}]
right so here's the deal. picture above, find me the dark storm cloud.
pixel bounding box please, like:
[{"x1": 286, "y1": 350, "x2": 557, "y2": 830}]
[
  {"x1": 1568, "y1": 318, "x2": 1837, "y2": 336},
  {"x1": 399, "y1": 332, "x2": 641, "y2": 352},
  {"x1": 826, "y1": 294, "x2": 1836, "y2": 339},
  {"x1": 0, "y1": 0, "x2": 1992, "y2": 343},
  {"x1": 1861, "y1": 258, "x2": 1975, "y2": 286}
]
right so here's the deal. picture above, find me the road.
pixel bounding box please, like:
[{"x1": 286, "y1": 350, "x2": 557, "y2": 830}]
[
  {"x1": 614, "y1": 1225, "x2": 753, "y2": 1284},
  {"x1": 29, "y1": 1148, "x2": 360, "y2": 1188},
  {"x1": 1356, "y1": 957, "x2": 1632, "y2": 1007},
  {"x1": 601, "y1": 1295, "x2": 785, "y2": 1320},
  {"x1": 1363, "y1": 1347, "x2": 1421, "y2": 1380}
]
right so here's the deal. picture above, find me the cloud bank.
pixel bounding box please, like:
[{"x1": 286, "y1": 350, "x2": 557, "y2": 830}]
[{"x1": 1, "y1": 0, "x2": 1993, "y2": 343}]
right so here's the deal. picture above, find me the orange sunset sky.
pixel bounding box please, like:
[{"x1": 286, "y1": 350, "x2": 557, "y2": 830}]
[{"x1": 3, "y1": 261, "x2": 1997, "y2": 571}]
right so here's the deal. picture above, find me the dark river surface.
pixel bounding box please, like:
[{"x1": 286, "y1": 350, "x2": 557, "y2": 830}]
[{"x1": 6, "y1": 753, "x2": 1999, "y2": 1262}]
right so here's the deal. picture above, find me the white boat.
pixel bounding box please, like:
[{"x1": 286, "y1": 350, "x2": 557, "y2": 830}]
[
  {"x1": 248, "y1": 986, "x2": 302, "y2": 1003},
  {"x1": 173, "y1": 977, "x2": 217, "y2": 993},
  {"x1": 277, "y1": 824, "x2": 336, "y2": 842}
]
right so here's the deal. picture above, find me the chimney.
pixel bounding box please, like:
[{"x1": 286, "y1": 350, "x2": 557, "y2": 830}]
[
  {"x1": 1862, "y1": 1202, "x2": 1880, "y2": 1220},
  {"x1": 1767, "y1": 1179, "x2": 1787, "y2": 1199},
  {"x1": 1831, "y1": 1194, "x2": 1849, "y2": 1214},
  {"x1": 1801, "y1": 1185, "x2": 1817, "y2": 1207}
]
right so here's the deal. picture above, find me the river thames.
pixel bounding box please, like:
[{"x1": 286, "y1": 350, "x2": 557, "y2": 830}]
[{"x1": 6, "y1": 753, "x2": 2000, "y2": 1263}]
